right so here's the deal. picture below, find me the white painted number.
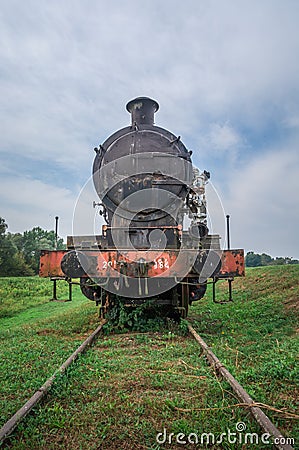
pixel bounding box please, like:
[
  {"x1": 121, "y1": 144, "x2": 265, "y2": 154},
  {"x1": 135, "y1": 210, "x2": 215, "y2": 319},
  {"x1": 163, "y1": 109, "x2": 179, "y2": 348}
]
[
  {"x1": 154, "y1": 258, "x2": 169, "y2": 270},
  {"x1": 102, "y1": 260, "x2": 113, "y2": 269}
]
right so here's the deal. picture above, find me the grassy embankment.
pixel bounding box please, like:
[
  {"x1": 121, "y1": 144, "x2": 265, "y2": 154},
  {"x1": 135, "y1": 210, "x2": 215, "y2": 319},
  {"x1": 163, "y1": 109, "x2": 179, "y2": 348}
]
[{"x1": 0, "y1": 266, "x2": 298, "y2": 449}]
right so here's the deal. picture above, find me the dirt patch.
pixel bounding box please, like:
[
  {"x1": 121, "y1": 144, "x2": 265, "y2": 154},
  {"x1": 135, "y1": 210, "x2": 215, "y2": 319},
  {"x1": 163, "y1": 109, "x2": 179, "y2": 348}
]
[
  {"x1": 278, "y1": 389, "x2": 299, "y2": 406},
  {"x1": 283, "y1": 295, "x2": 299, "y2": 311},
  {"x1": 36, "y1": 329, "x2": 57, "y2": 335}
]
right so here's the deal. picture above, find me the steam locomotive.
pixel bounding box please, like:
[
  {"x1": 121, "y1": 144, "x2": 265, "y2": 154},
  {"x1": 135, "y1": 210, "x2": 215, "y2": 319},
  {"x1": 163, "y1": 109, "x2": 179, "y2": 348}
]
[{"x1": 40, "y1": 97, "x2": 244, "y2": 317}]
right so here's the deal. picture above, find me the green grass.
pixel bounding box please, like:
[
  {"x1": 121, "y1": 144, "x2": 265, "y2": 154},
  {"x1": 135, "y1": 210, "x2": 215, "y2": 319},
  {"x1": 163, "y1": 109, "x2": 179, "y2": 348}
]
[
  {"x1": 0, "y1": 267, "x2": 298, "y2": 449},
  {"x1": 0, "y1": 278, "x2": 99, "y2": 424}
]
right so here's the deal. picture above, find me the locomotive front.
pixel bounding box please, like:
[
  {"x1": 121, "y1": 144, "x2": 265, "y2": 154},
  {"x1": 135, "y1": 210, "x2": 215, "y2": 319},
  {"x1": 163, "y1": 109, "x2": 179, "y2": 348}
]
[
  {"x1": 40, "y1": 97, "x2": 245, "y2": 317},
  {"x1": 92, "y1": 97, "x2": 194, "y2": 249}
]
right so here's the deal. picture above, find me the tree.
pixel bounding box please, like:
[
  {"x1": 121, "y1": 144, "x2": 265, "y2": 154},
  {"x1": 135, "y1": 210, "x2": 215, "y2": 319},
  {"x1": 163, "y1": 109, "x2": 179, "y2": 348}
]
[
  {"x1": 245, "y1": 251, "x2": 299, "y2": 267},
  {"x1": 0, "y1": 217, "x2": 15, "y2": 273},
  {"x1": 245, "y1": 252, "x2": 262, "y2": 267},
  {"x1": 273, "y1": 257, "x2": 286, "y2": 266},
  {"x1": 21, "y1": 227, "x2": 64, "y2": 274},
  {"x1": 260, "y1": 253, "x2": 273, "y2": 266},
  {"x1": 0, "y1": 217, "x2": 7, "y2": 236},
  {"x1": 0, "y1": 217, "x2": 7, "y2": 268},
  {"x1": 0, "y1": 218, "x2": 65, "y2": 276},
  {"x1": 0, "y1": 218, "x2": 34, "y2": 276}
]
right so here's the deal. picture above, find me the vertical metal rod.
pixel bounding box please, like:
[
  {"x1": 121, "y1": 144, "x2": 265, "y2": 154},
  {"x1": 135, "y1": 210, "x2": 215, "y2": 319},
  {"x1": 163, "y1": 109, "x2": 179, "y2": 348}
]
[
  {"x1": 228, "y1": 279, "x2": 233, "y2": 301},
  {"x1": 54, "y1": 216, "x2": 59, "y2": 250},
  {"x1": 68, "y1": 280, "x2": 72, "y2": 302},
  {"x1": 226, "y1": 214, "x2": 231, "y2": 250},
  {"x1": 52, "y1": 216, "x2": 59, "y2": 302},
  {"x1": 226, "y1": 215, "x2": 233, "y2": 301},
  {"x1": 52, "y1": 279, "x2": 57, "y2": 301},
  {"x1": 212, "y1": 278, "x2": 216, "y2": 302}
]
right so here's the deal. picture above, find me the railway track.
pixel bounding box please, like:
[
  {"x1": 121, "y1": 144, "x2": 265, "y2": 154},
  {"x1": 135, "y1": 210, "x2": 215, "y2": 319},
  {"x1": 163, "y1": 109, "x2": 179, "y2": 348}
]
[
  {"x1": 0, "y1": 321, "x2": 295, "y2": 449},
  {"x1": 0, "y1": 321, "x2": 106, "y2": 445},
  {"x1": 187, "y1": 323, "x2": 294, "y2": 450}
]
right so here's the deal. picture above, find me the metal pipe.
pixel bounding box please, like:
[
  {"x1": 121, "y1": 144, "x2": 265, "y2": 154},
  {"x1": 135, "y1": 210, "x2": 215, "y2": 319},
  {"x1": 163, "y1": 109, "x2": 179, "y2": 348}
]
[
  {"x1": 52, "y1": 279, "x2": 57, "y2": 301},
  {"x1": 226, "y1": 214, "x2": 230, "y2": 250},
  {"x1": 55, "y1": 216, "x2": 59, "y2": 250},
  {"x1": 228, "y1": 278, "x2": 233, "y2": 302},
  {"x1": 68, "y1": 280, "x2": 72, "y2": 302}
]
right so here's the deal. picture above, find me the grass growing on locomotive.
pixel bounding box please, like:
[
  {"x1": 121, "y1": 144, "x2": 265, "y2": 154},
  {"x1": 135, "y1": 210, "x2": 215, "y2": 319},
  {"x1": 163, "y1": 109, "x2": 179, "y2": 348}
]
[{"x1": 40, "y1": 97, "x2": 244, "y2": 319}]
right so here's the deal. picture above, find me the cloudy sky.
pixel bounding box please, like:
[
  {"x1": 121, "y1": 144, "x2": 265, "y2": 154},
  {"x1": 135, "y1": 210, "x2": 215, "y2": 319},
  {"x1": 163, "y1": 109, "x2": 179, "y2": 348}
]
[{"x1": 1, "y1": 0, "x2": 299, "y2": 258}]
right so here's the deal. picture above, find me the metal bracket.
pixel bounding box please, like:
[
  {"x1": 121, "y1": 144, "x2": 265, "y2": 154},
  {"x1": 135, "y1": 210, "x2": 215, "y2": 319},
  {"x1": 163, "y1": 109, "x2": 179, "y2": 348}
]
[
  {"x1": 50, "y1": 276, "x2": 72, "y2": 302},
  {"x1": 212, "y1": 277, "x2": 234, "y2": 304}
]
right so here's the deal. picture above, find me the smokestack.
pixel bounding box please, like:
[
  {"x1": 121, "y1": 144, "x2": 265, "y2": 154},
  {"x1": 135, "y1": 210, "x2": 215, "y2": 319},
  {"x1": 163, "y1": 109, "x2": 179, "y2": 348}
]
[{"x1": 126, "y1": 97, "x2": 159, "y2": 126}]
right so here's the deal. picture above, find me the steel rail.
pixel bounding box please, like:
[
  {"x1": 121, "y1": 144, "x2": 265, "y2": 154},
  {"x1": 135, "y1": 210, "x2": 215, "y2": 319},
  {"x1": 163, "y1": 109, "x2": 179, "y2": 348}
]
[
  {"x1": 187, "y1": 322, "x2": 294, "y2": 450},
  {"x1": 0, "y1": 321, "x2": 106, "y2": 444}
]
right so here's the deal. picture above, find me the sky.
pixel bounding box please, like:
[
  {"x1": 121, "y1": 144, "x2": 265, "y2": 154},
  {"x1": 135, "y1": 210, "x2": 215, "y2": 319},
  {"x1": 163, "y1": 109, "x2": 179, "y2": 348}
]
[{"x1": 1, "y1": 0, "x2": 299, "y2": 259}]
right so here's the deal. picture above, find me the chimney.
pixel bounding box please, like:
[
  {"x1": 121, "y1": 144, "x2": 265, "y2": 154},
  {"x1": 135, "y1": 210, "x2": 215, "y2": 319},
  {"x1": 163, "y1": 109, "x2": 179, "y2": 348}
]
[{"x1": 126, "y1": 97, "x2": 159, "y2": 126}]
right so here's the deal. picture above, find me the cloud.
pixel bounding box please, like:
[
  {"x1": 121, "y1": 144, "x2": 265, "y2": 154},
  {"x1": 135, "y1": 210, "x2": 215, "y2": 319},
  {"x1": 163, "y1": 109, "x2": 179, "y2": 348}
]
[
  {"x1": 208, "y1": 123, "x2": 241, "y2": 151},
  {"x1": 1, "y1": 1, "x2": 299, "y2": 140},
  {"x1": 0, "y1": 0, "x2": 299, "y2": 258},
  {"x1": 0, "y1": 175, "x2": 76, "y2": 238},
  {"x1": 193, "y1": 122, "x2": 246, "y2": 171},
  {"x1": 0, "y1": 169, "x2": 107, "y2": 242},
  {"x1": 223, "y1": 143, "x2": 299, "y2": 258}
]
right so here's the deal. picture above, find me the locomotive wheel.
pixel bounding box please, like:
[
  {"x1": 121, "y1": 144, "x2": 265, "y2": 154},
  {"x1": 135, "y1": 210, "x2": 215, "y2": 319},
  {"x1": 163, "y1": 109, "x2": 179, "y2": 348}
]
[{"x1": 80, "y1": 277, "x2": 101, "y2": 301}]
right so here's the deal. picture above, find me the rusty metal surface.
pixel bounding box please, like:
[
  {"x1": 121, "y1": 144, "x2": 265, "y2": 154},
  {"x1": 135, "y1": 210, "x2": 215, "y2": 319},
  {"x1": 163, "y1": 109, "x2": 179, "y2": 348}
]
[
  {"x1": 218, "y1": 249, "x2": 245, "y2": 277},
  {"x1": 39, "y1": 250, "x2": 67, "y2": 277},
  {"x1": 40, "y1": 247, "x2": 245, "y2": 279},
  {"x1": 95, "y1": 250, "x2": 179, "y2": 278}
]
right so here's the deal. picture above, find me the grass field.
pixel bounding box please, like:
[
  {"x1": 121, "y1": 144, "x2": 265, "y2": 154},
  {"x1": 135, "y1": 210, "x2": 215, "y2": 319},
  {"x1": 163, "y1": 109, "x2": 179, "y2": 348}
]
[{"x1": 0, "y1": 266, "x2": 298, "y2": 449}]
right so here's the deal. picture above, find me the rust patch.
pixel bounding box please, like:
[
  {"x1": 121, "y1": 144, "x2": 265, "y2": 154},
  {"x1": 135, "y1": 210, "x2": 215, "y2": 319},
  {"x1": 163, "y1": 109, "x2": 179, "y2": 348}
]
[
  {"x1": 218, "y1": 249, "x2": 245, "y2": 277},
  {"x1": 39, "y1": 250, "x2": 67, "y2": 277}
]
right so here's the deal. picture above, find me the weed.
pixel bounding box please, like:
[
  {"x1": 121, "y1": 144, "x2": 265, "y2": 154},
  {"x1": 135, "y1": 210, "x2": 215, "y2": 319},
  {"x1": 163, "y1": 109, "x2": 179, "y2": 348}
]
[{"x1": 103, "y1": 297, "x2": 175, "y2": 333}]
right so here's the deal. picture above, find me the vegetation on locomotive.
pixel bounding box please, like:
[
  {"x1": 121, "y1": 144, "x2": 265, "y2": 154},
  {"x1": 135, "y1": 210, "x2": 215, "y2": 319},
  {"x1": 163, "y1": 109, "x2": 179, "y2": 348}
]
[{"x1": 39, "y1": 97, "x2": 244, "y2": 318}]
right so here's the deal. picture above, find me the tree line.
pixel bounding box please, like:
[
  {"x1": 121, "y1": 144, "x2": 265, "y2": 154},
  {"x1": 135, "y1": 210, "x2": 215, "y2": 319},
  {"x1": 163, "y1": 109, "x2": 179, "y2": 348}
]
[
  {"x1": 0, "y1": 217, "x2": 64, "y2": 276},
  {"x1": 245, "y1": 251, "x2": 299, "y2": 267}
]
